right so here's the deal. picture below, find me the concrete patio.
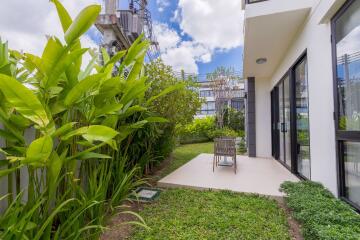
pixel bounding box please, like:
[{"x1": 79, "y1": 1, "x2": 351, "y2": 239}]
[{"x1": 158, "y1": 154, "x2": 299, "y2": 197}]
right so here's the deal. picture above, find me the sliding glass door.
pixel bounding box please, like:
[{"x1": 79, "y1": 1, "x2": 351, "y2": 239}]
[
  {"x1": 271, "y1": 54, "x2": 310, "y2": 178},
  {"x1": 294, "y1": 57, "x2": 311, "y2": 179},
  {"x1": 271, "y1": 75, "x2": 292, "y2": 169},
  {"x1": 332, "y1": 0, "x2": 360, "y2": 208}
]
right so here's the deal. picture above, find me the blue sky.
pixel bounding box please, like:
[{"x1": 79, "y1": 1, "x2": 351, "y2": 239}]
[
  {"x1": 145, "y1": 0, "x2": 244, "y2": 76},
  {"x1": 0, "y1": 0, "x2": 244, "y2": 78}
]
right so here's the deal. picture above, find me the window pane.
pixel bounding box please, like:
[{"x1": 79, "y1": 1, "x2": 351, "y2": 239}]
[
  {"x1": 344, "y1": 141, "x2": 360, "y2": 206},
  {"x1": 336, "y1": 0, "x2": 360, "y2": 131},
  {"x1": 295, "y1": 58, "x2": 311, "y2": 179}
]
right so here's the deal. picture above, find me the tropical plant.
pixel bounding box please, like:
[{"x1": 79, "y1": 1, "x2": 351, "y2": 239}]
[
  {"x1": 121, "y1": 59, "x2": 202, "y2": 173},
  {"x1": 0, "y1": 1, "x2": 178, "y2": 238}
]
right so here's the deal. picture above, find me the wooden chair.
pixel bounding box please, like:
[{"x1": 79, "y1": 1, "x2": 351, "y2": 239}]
[{"x1": 213, "y1": 137, "x2": 237, "y2": 174}]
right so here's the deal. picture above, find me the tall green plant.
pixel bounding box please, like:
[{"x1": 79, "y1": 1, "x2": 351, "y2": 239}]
[{"x1": 0, "y1": 1, "x2": 178, "y2": 238}]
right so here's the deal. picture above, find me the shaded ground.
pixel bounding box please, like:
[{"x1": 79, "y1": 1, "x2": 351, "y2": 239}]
[{"x1": 101, "y1": 142, "x2": 303, "y2": 240}]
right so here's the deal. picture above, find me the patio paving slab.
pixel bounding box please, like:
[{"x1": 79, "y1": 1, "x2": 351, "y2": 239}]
[{"x1": 158, "y1": 153, "x2": 299, "y2": 197}]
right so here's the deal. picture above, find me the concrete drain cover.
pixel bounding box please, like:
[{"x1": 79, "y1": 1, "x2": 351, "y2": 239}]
[{"x1": 131, "y1": 187, "x2": 161, "y2": 202}]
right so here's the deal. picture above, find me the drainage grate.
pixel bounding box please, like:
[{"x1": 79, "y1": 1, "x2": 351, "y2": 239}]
[{"x1": 131, "y1": 187, "x2": 161, "y2": 202}]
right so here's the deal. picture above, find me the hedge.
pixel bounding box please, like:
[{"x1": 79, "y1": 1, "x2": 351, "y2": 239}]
[{"x1": 280, "y1": 181, "x2": 360, "y2": 240}]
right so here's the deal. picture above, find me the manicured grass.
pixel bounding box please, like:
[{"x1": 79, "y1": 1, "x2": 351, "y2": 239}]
[
  {"x1": 130, "y1": 189, "x2": 291, "y2": 240},
  {"x1": 158, "y1": 142, "x2": 213, "y2": 178}
]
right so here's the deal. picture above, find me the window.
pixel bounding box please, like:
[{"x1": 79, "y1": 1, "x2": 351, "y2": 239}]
[
  {"x1": 199, "y1": 90, "x2": 214, "y2": 98},
  {"x1": 231, "y1": 99, "x2": 244, "y2": 111},
  {"x1": 294, "y1": 57, "x2": 311, "y2": 179},
  {"x1": 199, "y1": 101, "x2": 215, "y2": 115},
  {"x1": 332, "y1": 0, "x2": 360, "y2": 209}
]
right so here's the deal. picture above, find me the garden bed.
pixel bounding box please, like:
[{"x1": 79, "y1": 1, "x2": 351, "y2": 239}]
[{"x1": 281, "y1": 181, "x2": 360, "y2": 240}]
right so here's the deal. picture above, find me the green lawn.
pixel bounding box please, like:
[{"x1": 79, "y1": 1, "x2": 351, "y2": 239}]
[
  {"x1": 158, "y1": 142, "x2": 213, "y2": 179},
  {"x1": 129, "y1": 143, "x2": 291, "y2": 239},
  {"x1": 130, "y1": 189, "x2": 291, "y2": 240}
]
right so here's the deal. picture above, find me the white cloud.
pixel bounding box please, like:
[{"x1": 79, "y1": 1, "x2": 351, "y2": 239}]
[
  {"x1": 156, "y1": 0, "x2": 170, "y2": 13},
  {"x1": 176, "y1": 0, "x2": 244, "y2": 50},
  {"x1": 154, "y1": 0, "x2": 244, "y2": 73},
  {"x1": 337, "y1": 25, "x2": 360, "y2": 58},
  {"x1": 0, "y1": 0, "x2": 101, "y2": 68},
  {"x1": 154, "y1": 22, "x2": 212, "y2": 74}
]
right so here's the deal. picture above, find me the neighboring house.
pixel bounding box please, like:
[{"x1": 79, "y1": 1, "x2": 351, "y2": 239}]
[
  {"x1": 196, "y1": 80, "x2": 246, "y2": 118},
  {"x1": 242, "y1": 0, "x2": 360, "y2": 210}
]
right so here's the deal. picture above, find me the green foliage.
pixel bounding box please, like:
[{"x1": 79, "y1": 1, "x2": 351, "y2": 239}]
[
  {"x1": 0, "y1": 1, "x2": 177, "y2": 239},
  {"x1": 121, "y1": 59, "x2": 203, "y2": 172},
  {"x1": 176, "y1": 116, "x2": 243, "y2": 144},
  {"x1": 176, "y1": 116, "x2": 216, "y2": 144},
  {"x1": 223, "y1": 107, "x2": 245, "y2": 132},
  {"x1": 280, "y1": 181, "x2": 360, "y2": 240},
  {"x1": 207, "y1": 127, "x2": 239, "y2": 139},
  {"x1": 145, "y1": 59, "x2": 202, "y2": 125},
  {"x1": 131, "y1": 189, "x2": 291, "y2": 240}
]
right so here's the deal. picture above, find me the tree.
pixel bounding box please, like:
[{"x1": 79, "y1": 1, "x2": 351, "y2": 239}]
[
  {"x1": 207, "y1": 67, "x2": 241, "y2": 128},
  {"x1": 144, "y1": 59, "x2": 203, "y2": 157}
]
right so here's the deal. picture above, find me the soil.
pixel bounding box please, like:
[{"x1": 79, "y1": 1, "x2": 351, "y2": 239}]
[
  {"x1": 101, "y1": 154, "x2": 304, "y2": 240},
  {"x1": 275, "y1": 197, "x2": 304, "y2": 240}
]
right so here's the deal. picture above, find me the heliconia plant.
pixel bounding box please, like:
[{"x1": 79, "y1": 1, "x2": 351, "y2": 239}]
[{"x1": 0, "y1": 1, "x2": 182, "y2": 239}]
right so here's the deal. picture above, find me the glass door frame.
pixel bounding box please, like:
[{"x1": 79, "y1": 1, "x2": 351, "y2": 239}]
[
  {"x1": 271, "y1": 73, "x2": 293, "y2": 171},
  {"x1": 331, "y1": 0, "x2": 360, "y2": 210},
  {"x1": 271, "y1": 51, "x2": 310, "y2": 178}
]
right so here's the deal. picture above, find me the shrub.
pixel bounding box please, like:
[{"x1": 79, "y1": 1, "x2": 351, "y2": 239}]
[
  {"x1": 207, "y1": 127, "x2": 239, "y2": 139},
  {"x1": 176, "y1": 116, "x2": 216, "y2": 144},
  {"x1": 223, "y1": 107, "x2": 245, "y2": 132},
  {"x1": 280, "y1": 181, "x2": 360, "y2": 240}
]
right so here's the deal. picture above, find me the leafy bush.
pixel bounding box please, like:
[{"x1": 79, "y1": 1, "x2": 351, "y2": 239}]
[
  {"x1": 122, "y1": 59, "x2": 202, "y2": 171},
  {"x1": 280, "y1": 181, "x2": 360, "y2": 240},
  {"x1": 223, "y1": 107, "x2": 245, "y2": 132},
  {"x1": 177, "y1": 116, "x2": 246, "y2": 144},
  {"x1": 207, "y1": 127, "x2": 239, "y2": 139},
  {"x1": 176, "y1": 116, "x2": 216, "y2": 144}
]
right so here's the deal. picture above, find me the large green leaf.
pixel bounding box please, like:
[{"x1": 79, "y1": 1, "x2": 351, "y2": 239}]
[
  {"x1": 48, "y1": 152, "x2": 63, "y2": 202},
  {"x1": 64, "y1": 5, "x2": 101, "y2": 44},
  {"x1": 47, "y1": 48, "x2": 87, "y2": 87},
  {"x1": 64, "y1": 73, "x2": 105, "y2": 106},
  {"x1": 24, "y1": 135, "x2": 53, "y2": 167},
  {"x1": 62, "y1": 125, "x2": 118, "y2": 144},
  {"x1": 77, "y1": 152, "x2": 112, "y2": 160},
  {"x1": 0, "y1": 39, "x2": 9, "y2": 69},
  {"x1": 0, "y1": 74, "x2": 51, "y2": 128},
  {"x1": 94, "y1": 103, "x2": 123, "y2": 118},
  {"x1": 119, "y1": 76, "x2": 148, "y2": 105},
  {"x1": 52, "y1": 122, "x2": 76, "y2": 137},
  {"x1": 51, "y1": 0, "x2": 73, "y2": 32},
  {"x1": 94, "y1": 77, "x2": 124, "y2": 107},
  {"x1": 42, "y1": 37, "x2": 64, "y2": 75}
]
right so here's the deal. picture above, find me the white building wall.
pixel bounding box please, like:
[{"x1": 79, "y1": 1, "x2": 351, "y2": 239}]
[{"x1": 256, "y1": 0, "x2": 344, "y2": 195}]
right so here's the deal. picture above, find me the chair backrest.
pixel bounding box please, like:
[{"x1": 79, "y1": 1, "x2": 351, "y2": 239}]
[{"x1": 214, "y1": 138, "x2": 236, "y2": 156}]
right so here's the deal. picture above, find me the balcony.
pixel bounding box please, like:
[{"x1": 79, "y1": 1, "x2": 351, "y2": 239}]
[{"x1": 242, "y1": 0, "x2": 314, "y2": 78}]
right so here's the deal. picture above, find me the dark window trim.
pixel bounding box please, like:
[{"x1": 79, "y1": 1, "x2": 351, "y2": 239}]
[{"x1": 331, "y1": 0, "x2": 360, "y2": 211}]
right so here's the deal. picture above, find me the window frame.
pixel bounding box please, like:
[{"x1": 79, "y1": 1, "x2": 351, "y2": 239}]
[{"x1": 331, "y1": 0, "x2": 360, "y2": 211}]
